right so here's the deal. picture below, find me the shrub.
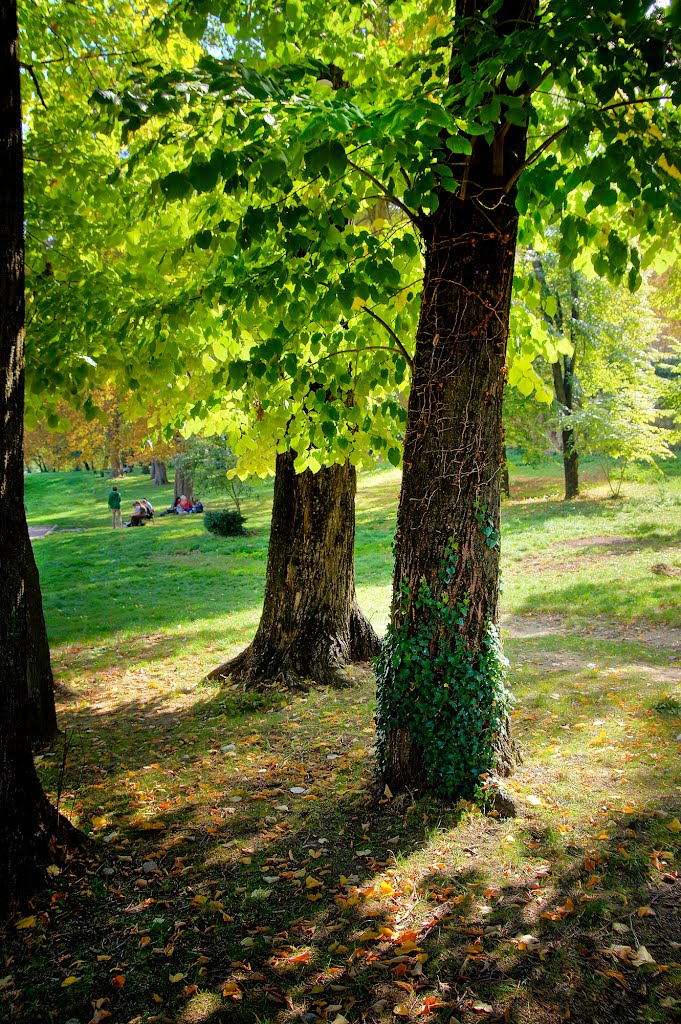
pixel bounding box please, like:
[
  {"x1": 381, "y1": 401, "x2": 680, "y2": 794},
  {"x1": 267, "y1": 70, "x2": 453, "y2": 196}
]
[{"x1": 204, "y1": 509, "x2": 246, "y2": 537}]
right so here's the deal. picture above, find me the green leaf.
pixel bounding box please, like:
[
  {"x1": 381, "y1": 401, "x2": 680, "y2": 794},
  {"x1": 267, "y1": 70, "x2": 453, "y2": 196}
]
[
  {"x1": 445, "y1": 135, "x2": 473, "y2": 156},
  {"x1": 188, "y1": 158, "x2": 219, "y2": 193},
  {"x1": 160, "y1": 171, "x2": 192, "y2": 200}
]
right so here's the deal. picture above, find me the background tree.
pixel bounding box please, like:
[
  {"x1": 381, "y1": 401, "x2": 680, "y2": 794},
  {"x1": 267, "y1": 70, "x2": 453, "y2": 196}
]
[{"x1": 510, "y1": 249, "x2": 677, "y2": 497}]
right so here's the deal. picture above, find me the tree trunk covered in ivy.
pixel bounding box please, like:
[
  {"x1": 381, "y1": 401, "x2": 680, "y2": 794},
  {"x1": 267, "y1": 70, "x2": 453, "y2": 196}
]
[
  {"x1": 376, "y1": 0, "x2": 530, "y2": 799},
  {"x1": 205, "y1": 452, "x2": 379, "y2": 688},
  {"x1": 0, "y1": 0, "x2": 71, "y2": 907},
  {"x1": 25, "y1": 524, "x2": 58, "y2": 746}
]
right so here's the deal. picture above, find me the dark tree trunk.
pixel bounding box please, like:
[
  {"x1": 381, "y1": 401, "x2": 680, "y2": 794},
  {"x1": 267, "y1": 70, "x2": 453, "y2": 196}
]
[
  {"x1": 376, "y1": 0, "x2": 531, "y2": 798},
  {"x1": 150, "y1": 459, "x2": 168, "y2": 485},
  {"x1": 562, "y1": 428, "x2": 579, "y2": 499},
  {"x1": 174, "y1": 466, "x2": 192, "y2": 501},
  {"x1": 0, "y1": 0, "x2": 74, "y2": 909},
  {"x1": 205, "y1": 453, "x2": 379, "y2": 688},
  {"x1": 25, "y1": 524, "x2": 58, "y2": 746}
]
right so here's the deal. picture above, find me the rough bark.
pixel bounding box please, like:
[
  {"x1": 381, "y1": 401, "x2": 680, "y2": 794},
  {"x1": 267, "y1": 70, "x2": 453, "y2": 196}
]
[
  {"x1": 205, "y1": 453, "x2": 379, "y2": 688},
  {"x1": 378, "y1": 0, "x2": 531, "y2": 795},
  {"x1": 25, "y1": 523, "x2": 58, "y2": 746},
  {"x1": 0, "y1": 0, "x2": 74, "y2": 909},
  {"x1": 174, "y1": 466, "x2": 192, "y2": 501},
  {"x1": 150, "y1": 459, "x2": 169, "y2": 486}
]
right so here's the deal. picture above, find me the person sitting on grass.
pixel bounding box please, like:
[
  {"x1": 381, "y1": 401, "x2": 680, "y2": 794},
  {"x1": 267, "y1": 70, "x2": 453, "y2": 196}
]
[
  {"x1": 158, "y1": 496, "x2": 181, "y2": 516},
  {"x1": 176, "y1": 494, "x2": 191, "y2": 514},
  {"x1": 140, "y1": 498, "x2": 154, "y2": 521},
  {"x1": 190, "y1": 497, "x2": 204, "y2": 513},
  {"x1": 125, "y1": 500, "x2": 153, "y2": 527}
]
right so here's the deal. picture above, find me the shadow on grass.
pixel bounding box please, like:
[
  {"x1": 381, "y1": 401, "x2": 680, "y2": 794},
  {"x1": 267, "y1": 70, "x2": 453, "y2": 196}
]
[{"x1": 7, "y1": 671, "x2": 671, "y2": 1024}]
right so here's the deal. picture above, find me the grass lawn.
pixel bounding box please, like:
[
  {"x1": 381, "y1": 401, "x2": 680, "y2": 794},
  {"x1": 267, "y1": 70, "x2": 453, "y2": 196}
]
[{"x1": 2, "y1": 459, "x2": 680, "y2": 1024}]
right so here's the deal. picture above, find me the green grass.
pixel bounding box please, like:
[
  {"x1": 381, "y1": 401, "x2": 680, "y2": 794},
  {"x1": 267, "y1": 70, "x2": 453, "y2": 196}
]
[{"x1": 2, "y1": 457, "x2": 679, "y2": 1024}]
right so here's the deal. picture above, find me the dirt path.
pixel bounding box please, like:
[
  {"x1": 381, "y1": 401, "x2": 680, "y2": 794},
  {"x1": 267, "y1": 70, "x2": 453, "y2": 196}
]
[
  {"x1": 502, "y1": 612, "x2": 681, "y2": 652},
  {"x1": 28, "y1": 525, "x2": 55, "y2": 540}
]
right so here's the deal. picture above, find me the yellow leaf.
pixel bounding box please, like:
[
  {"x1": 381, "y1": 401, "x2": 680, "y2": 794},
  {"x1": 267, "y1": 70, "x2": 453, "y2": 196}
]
[
  {"x1": 152, "y1": 993, "x2": 164, "y2": 1003},
  {"x1": 61, "y1": 976, "x2": 79, "y2": 987},
  {"x1": 351, "y1": 296, "x2": 366, "y2": 311},
  {"x1": 659, "y1": 154, "x2": 681, "y2": 181},
  {"x1": 169, "y1": 973, "x2": 186, "y2": 983},
  {"x1": 637, "y1": 906, "x2": 655, "y2": 918},
  {"x1": 395, "y1": 939, "x2": 420, "y2": 954},
  {"x1": 384, "y1": 784, "x2": 394, "y2": 799},
  {"x1": 666, "y1": 818, "x2": 681, "y2": 834},
  {"x1": 305, "y1": 876, "x2": 324, "y2": 888},
  {"x1": 222, "y1": 981, "x2": 242, "y2": 999},
  {"x1": 91, "y1": 815, "x2": 108, "y2": 829},
  {"x1": 15, "y1": 916, "x2": 37, "y2": 929},
  {"x1": 46, "y1": 864, "x2": 61, "y2": 877},
  {"x1": 393, "y1": 1002, "x2": 411, "y2": 1016},
  {"x1": 590, "y1": 730, "x2": 607, "y2": 747}
]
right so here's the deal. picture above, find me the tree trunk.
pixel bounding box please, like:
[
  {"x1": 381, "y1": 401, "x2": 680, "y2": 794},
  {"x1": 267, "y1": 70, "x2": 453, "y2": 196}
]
[
  {"x1": 205, "y1": 453, "x2": 379, "y2": 688},
  {"x1": 376, "y1": 0, "x2": 531, "y2": 798},
  {"x1": 25, "y1": 523, "x2": 58, "y2": 746},
  {"x1": 0, "y1": 0, "x2": 74, "y2": 909},
  {"x1": 174, "y1": 466, "x2": 192, "y2": 501},
  {"x1": 150, "y1": 459, "x2": 168, "y2": 485},
  {"x1": 562, "y1": 428, "x2": 579, "y2": 499}
]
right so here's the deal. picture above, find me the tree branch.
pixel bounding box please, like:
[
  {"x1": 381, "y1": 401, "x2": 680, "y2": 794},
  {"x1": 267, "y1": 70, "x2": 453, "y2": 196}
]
[
  {"x1": 346, "y1": 158, "x2": 422, "y2": 228},
  {"x1": 505, "y1": 95, "x2": 674, "y2": 195},
  {"x1": 21, "y1": 64, "x2": 47, "y2": 108},
  {"x1": 362, "y1": 306, "x2": 414, "y2": 372}
]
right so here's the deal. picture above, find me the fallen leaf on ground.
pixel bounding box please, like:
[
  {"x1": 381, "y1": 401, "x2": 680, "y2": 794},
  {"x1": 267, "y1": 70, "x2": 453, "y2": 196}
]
[
  {"x1": 631, "y1": 946, "x2": 656, "y2": 967},
  {"x1": 222, "y1": 982, "x2": 242, "y2": 999}
]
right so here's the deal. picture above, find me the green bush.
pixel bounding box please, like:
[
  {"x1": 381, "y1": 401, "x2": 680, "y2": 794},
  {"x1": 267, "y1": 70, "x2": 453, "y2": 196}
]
[{"x1": 204, "y1": 509, "x2": 246, "y2": 537}]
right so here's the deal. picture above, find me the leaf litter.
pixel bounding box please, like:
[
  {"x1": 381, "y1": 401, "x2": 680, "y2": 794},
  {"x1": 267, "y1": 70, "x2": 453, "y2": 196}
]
[{"x1": 1, "y1": 629, "x2": 680, "y2": 1024}]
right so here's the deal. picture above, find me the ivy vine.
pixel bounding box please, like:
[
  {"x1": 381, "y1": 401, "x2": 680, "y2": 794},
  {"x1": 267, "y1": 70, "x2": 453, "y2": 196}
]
[{"x1": 375, "y1": 541, "x2": 511, "y2": 800}]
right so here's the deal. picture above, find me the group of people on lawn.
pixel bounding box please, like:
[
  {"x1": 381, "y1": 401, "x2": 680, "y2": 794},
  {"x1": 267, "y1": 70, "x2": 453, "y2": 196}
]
[{"x1": 107, "y1": 486, "x2": 203, "y2": 528}]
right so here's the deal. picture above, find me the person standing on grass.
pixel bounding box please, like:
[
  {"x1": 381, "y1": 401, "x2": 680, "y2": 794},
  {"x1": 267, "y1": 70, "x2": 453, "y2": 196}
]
[{"x1": 108, "y1": 484, "x2": 122, "y2": 528}]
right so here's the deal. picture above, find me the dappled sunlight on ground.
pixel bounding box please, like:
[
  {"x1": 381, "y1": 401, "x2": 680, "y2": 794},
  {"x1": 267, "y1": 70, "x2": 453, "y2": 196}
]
[{"x1": 8, "y1": 463, "x2": 680, "y2": 1023}]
